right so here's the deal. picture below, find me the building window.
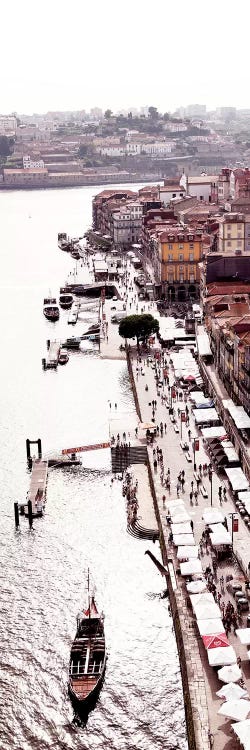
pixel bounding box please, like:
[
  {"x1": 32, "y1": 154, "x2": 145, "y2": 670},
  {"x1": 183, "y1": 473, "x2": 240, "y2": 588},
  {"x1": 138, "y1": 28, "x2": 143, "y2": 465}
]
[
  {"x1": 189, "y1": 273, "x2": 195, "y2": 283},
  {"x1": 227, "y1": 241, "x2": 231, "y2": 247},
  {"x1": 168, "y1": 253, "x2": 173, "y2": 261},
  {"x1": 179, "y1": 274, "x2": 184, "y2": 282},
  {"x1": 179, "y1": 244, "x2": 183, "y2": 249},
  {"x1": 189, "y1": 243, "x2": 194, "y2": 249},
  {"x1": 189, "y1": 253, "x2": 194, "y2": 261},
  {"x1": 179, "y1": 253, "x2": 184, "y2": 261},
  {"x1": 168, "y1": 244, "x2": 172, "y2": 250}
]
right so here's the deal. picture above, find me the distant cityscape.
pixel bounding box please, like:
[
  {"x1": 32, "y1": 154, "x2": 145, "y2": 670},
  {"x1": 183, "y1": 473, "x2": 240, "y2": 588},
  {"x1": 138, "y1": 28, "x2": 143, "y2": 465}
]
[{"x1": 1, "y1": 103, "x2": 250, "y2": 189}]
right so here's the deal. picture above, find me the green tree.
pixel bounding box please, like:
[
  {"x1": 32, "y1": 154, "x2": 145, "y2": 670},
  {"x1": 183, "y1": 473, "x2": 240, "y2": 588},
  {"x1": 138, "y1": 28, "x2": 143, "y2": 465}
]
[
  {"x1": 0, "y1": 136, "x2": 12, "y2": 156},
  {"x1": 148, "y1": 106, "x2": 159, "y2": 120},
  {"x1": 163, "y1": 112, "x2": 170, "y2": 121},
  {"x1": 104, "y1": 109, "x2": 113, "y2": 119},
  {"x1": 119, "y1": 314, "x2": 159, "y2": 348}
]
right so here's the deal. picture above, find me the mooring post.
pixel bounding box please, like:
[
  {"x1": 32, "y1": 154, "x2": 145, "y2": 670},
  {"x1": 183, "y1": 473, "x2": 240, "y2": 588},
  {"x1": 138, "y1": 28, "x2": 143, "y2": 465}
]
[
  {"x1": 14, "y1": 502, "x2": 19, "y2": 528},
  {"x1": 27, "y1": 500, "x2": 33, "y2": 529},
  {"x1": 26, "y1": 438, "x2": 31, "y2": 463},
  {"x1": 38, "y1": 439, "x2": 42, "y2": 460}
]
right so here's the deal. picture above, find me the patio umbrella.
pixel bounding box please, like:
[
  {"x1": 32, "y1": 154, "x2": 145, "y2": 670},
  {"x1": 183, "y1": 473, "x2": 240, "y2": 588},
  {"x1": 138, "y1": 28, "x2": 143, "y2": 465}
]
[
  {"x1": 184, "y1": 373, "x2": 196, "y2": 381},
  {"x1": 197, "y1": 618, "x2": 225, "y2": 636},
  {"x1": 187, "y1": 579, "x2": 207, "y2": 594},
  {"x1": 139, "y1": 421, "x2": 155, "y2": 430},
  {"x1": 232, "y1": 719, "x2": 250, "y2": 748},
  {"x1": 236, "y1": 628, "x2": 250, "y2": 646},
  {"x1": 208, "y1": 646, "x2": 237, "y2": 667},
  {"x1": 202, "y1": 633, "x2": 229, "y2": 649},
  {"x1": 218, "y1": 700, "x2": 250, "y2": 722},
  {"x1": 216, "y1": 682, "x2": 248, "y2": 701},
  {"x1": 217, "y1": 664, "x2": 242, "y2": 683}
]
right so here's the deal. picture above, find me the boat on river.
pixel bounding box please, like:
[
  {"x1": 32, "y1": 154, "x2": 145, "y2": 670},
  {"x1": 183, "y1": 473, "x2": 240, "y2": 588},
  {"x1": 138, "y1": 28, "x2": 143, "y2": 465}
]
[
  {"x1": 63, "y1": 337, "x2": 81, "y2": 350},
  {"x1": 58, "y1": 349, "x2": 69, "y2": 365},
  {"x1": 69, "y1": 575, "x2": 106, "y2": 709},
  {"x1": 59, "y1": 289, "x2": 74, "y2": 309},
  {"x1": 43, "y1": 297, "x2": 60, "y2": 321}
]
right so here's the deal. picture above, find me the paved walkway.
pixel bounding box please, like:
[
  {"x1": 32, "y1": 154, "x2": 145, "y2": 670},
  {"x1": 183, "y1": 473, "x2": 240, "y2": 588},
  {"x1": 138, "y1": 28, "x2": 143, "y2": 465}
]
[{"x1": 100, "y1": 262, "x2": 250, "y2": 750}]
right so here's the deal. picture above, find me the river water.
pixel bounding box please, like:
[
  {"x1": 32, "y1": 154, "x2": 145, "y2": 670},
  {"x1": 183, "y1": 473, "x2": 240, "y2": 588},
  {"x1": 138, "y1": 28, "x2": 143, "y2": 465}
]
[{"x1": 0, "y1": 185, "x2": 187, "y2": 750}]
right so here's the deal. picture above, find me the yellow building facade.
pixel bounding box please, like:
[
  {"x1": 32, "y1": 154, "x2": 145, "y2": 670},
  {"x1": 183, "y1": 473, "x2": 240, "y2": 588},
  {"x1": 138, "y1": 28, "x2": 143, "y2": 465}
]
[{"x1": 157, "y1": 228, "x2": 203, "y2": 301}]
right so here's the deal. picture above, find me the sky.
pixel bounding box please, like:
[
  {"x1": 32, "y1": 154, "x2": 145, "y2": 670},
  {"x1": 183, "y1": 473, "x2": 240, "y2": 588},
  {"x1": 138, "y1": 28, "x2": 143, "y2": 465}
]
[{"x1": 1, "y1": 0, "x2": 250, "y2": 115}]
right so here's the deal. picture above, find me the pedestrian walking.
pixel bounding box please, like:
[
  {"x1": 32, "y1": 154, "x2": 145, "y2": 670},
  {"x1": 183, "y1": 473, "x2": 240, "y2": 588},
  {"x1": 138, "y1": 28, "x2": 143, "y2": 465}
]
[
  {"x1": 194, "y1": 490, "x2": 198, "y2": 505},
  {"x1": 189, "y1": 491, "x2": 193, "y2": 505}
]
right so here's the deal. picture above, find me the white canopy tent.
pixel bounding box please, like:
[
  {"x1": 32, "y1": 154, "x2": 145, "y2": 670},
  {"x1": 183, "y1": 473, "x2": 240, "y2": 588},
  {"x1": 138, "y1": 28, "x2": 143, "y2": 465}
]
[
  {"x1": 219, "y1": 700, "x2": 250, "y2": 722},
  {"x1": 208, "y1": 645, "x2": 237, "y2": 667},
  {"x1": 225, "y1": 467, "x2": 249, "y2": 492},
  {"x1": 190, "y1": 592, "x2": 215, "y2": 610},
  {"x1": 192, "y1": 599, "x2": 221, "y2": 620},
  {"x1": 232, "y1": 720, "x2": 250, "y2": 750},
  {"x1": 236, "y1": 629, "x2": 250, "y2": 646},
  {"x1": 216, "y1": 682, "x2": 249, "y2": 701},
  {"x1": 210, "y1": 529, "x2": 232, "y2": 546},
  {"x1": 173, "y1": 533, "x2": 195, "y2": 546},
  {"x1": 171, "y1": 521, "x2": 192, "y2": 535},
  {"x1": 223, "y1": 399, "x2": 250, "y2": 429},
  {"x1": 238, "y1": 490, "x2": 250, "y2": 504},
  {"x1": 170, "y1": 511, "x2": 191, "y2": 524},
  {"x1": 189, "y1": 391, "x2": 205, "y2": 404},
  {"x1": 197, "y1": 618, "x2": 225, "y2": 636},
  {"x1": 201, "y1": 426, "x2": 227, "y2": 439},
  {"x1": 177, "y1": 546, "x2": 199, "y2": 560},
  {"x1": 203, "y1": 508, "x2": 224, "y2": 524},
  {"x1": 167, "y1": 500, "x2": 185, "y2": 512},
  {"x1": 193, "y1": 408, "x2": 220, "y2": 425},
  {"x1": 186, "y1": 579, "x2": 207, "y2": 594},
  {"x1": 180, "y1": 560, "x2": 203, "y2": 576}
]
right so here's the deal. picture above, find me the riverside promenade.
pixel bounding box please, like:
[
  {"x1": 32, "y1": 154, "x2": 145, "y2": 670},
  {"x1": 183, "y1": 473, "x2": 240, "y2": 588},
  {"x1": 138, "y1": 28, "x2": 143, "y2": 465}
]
[{"x1": 99, "y1": 267, "x2": 250, "y2": 750}]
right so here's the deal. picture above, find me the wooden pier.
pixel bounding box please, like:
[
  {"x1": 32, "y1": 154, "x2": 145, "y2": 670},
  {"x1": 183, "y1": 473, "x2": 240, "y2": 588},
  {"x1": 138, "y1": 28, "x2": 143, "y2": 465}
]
[
  {"x1": 45, "y1": 341, "x2": 61, "y2": 369},
  {"x1": 24, "y1": 459, "x2": 48, "y2": 517}
]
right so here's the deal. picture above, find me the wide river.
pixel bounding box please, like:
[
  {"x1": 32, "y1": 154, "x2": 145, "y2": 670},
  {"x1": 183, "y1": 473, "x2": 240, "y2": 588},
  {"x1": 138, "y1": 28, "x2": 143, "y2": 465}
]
[{"x1": 0, "y1": 185, "x2": 187, "y2": 750}]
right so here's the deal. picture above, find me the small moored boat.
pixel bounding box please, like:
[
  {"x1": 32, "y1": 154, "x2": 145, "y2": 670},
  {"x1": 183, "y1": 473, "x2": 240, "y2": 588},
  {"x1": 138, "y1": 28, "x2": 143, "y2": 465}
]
[
  {"x1": 59, "y1": 289, "x2": 74, "y2": 309},
  {"x1": 43, "y1": 298, "x2": 60, "y2": 322},
  {"x1": 58, "y1": 349, "x2": 69, "y2": 365},
  {"x1": 69, "y1": 574, "x2": 106, "y2": 709},
  {"x1": 63, "y1": 337, "x2": 81, "y2": 350}
]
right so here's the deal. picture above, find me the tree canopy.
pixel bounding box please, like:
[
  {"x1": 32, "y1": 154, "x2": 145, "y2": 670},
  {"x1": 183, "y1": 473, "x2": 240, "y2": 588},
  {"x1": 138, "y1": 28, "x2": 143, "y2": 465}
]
[
  {"x1": 0, "y1": 136, "x2": 12, "y2": 157},
  {"x1": 119, "y1": 314, "x2": 159, "y2": 347},
  {"x1": 104, "y1": 109, "x2": 113, "y2": 119}
]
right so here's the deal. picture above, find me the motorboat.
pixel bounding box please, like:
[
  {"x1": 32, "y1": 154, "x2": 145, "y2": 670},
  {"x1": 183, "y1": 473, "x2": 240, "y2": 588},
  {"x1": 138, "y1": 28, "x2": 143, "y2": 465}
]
[
  {"x1": 43, "y1": 297, "x2": 60, "y2": 322},
  {"x1": 58, "y1": 349, "x2": 69, "y2": 365},
  {"x1": 63, "y1": 337, "x2": 81, "y2": 350},
  {"x1": 59, "y1": 290, "x2": 74, "y2": 309},
  {"x1": 69, "y1": 573, "x2": 106, "y2": 710}
]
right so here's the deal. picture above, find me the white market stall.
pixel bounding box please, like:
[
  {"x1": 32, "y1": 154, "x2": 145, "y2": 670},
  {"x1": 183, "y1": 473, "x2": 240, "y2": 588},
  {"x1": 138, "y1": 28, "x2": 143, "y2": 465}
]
[
  {"x1": 203, "y1": 508, "x2": 225, "y2": 524},
  {"x1": 225, "y1": 467, "x2": 250, "y2": 492},
  {"x1": 207, "y1": 645, "x2": 237, "y2": 667},
  {"x1": 193, "y1": 408, "x2": 220, "y2": 425},
  {"x1": 173, "y1": 533, "x2": 195, "y2": 546},
  {"x1": 180, "y1": 560, "x2": 203, "y2": 576},
  {"x1": 197, "y1": 618, "x2": 225, "y2": 636},
  {"x1": 177, "y1": 546, "x2": 199, "y2": 560}
]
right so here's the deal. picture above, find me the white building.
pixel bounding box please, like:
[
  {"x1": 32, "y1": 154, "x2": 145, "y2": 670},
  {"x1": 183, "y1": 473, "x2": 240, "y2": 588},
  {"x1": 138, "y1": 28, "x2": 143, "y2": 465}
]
[
  {"x1": 141, "y1": 141, "x2": 172, "y2": 155},
  {"x1": 113, "y1": 202, "x2": 143, "y2": 247},
  {"x1": 0, "y1": 115, "x2": 17, "y2": 136},
  {"x1": 98, "y1": 146, "x2": 126, "y2": 156},
  {"x1": 23, "y1": 155, "x2": 45, "y2": 169}
]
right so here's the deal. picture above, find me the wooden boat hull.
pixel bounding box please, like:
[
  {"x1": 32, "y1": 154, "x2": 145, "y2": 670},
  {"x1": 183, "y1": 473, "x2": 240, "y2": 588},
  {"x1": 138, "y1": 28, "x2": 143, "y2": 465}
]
[
  {"x1": 43, "y1": 310, "x2": 60, "y2": 321},
  {"x1": 69, "y1": 659, "x2": 106, "y2": 710}
]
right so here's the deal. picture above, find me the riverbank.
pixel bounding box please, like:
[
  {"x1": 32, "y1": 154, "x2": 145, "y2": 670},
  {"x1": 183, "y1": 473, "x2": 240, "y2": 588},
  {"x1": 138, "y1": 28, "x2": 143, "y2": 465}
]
[{"x1": 99, "y1": 267, "x2": 250, "y2": 750}]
